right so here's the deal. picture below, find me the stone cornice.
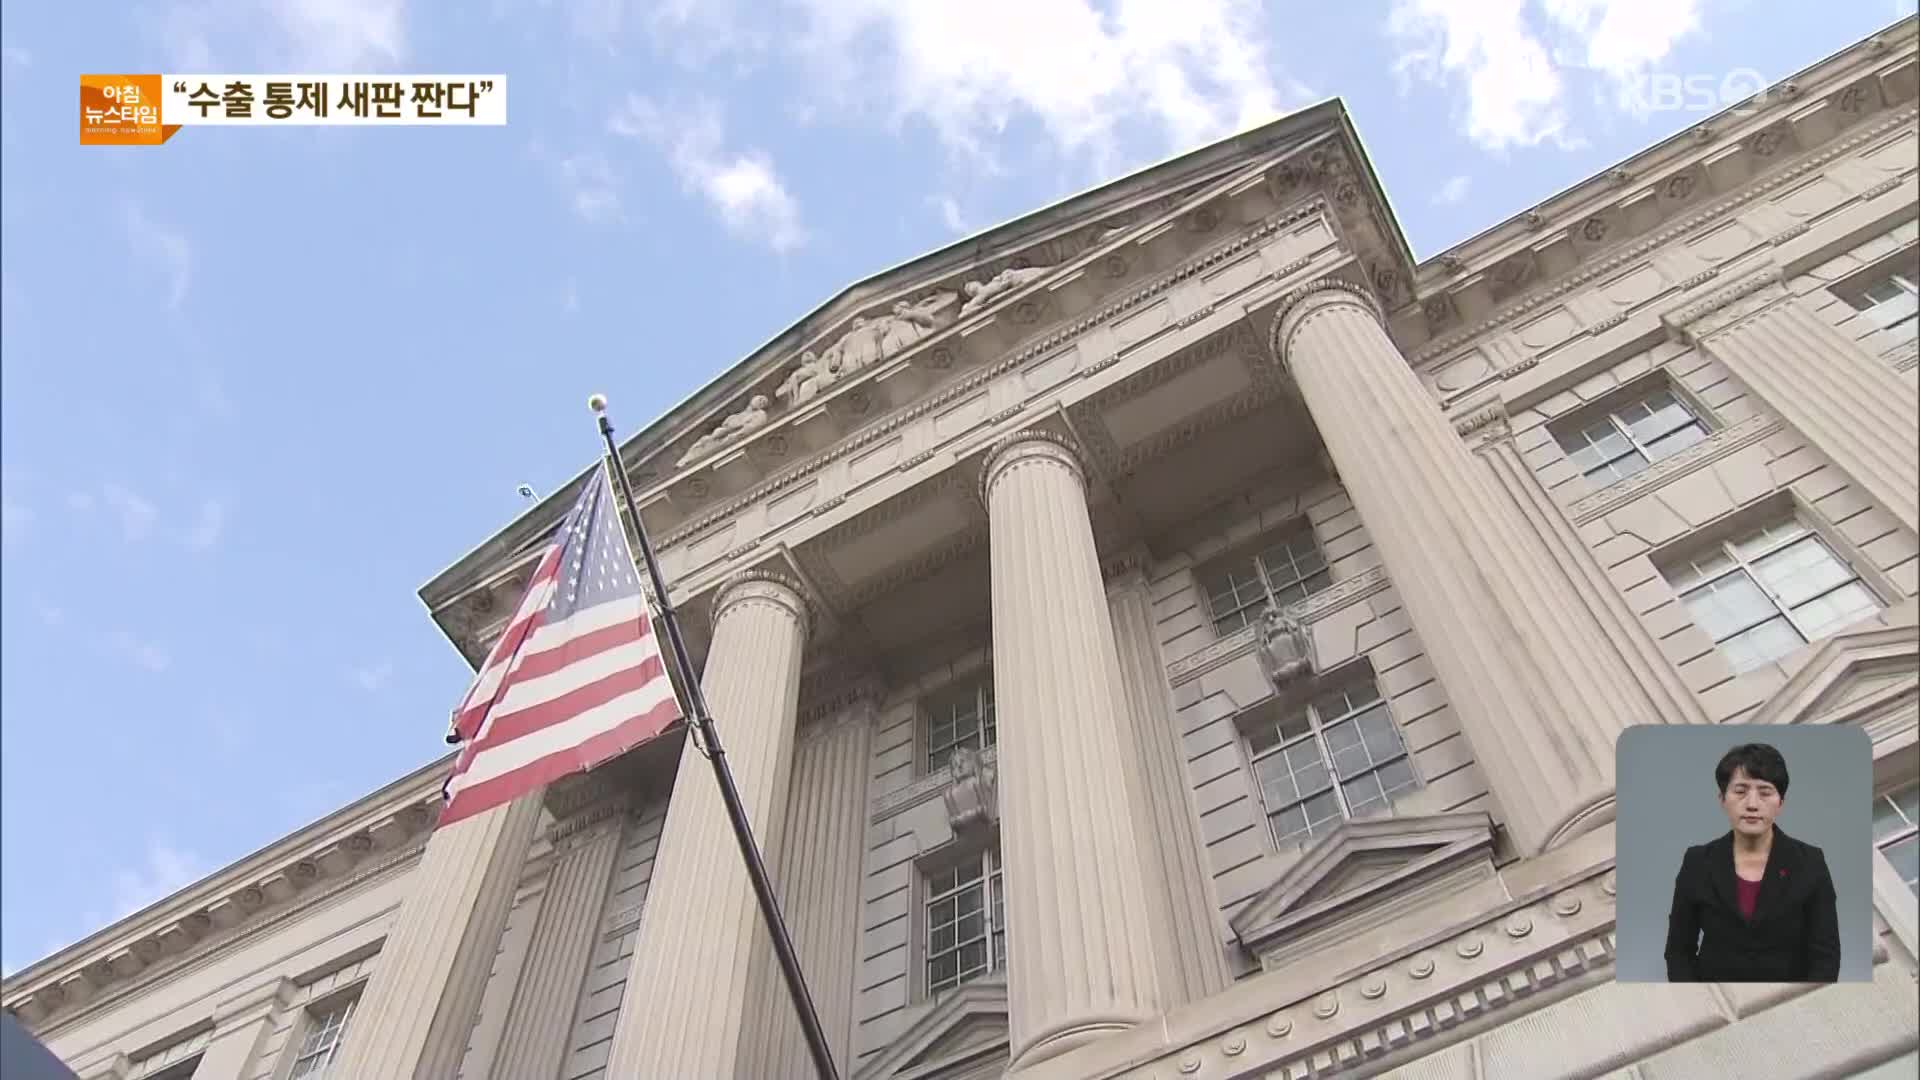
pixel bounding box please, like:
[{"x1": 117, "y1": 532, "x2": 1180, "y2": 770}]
[
  {"x1": 1660, "y1": 265, "x2": 1791, "y2": 342},
  {"x1": 655, "y1": 198, "x2": 1335, "y2": 552},
  {"x1": 2, "y1": 758, "x2": 450, "y2": 1030},
  {"x1": 1411, "y1": 105, "x2": 1920, "y2": 364}
]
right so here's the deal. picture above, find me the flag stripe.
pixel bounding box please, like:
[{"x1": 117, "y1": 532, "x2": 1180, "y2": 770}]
[
  {"x1": 439, "y1": 700, "x2": 682, "y2": 828},
  {"x1": 508, "y1": 616, "x2": 651, "y2": 684},
  {"x1": 477, "y1": 653, "x2": 668, "y2": 749},
  {"x1": 454, "y1": 674, "x2": 679, "y2": 789}
]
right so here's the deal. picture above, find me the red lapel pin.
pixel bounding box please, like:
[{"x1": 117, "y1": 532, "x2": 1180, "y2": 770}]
[{"x1": 1778, "y1": 869, "x2": 1788, "y2": 878}]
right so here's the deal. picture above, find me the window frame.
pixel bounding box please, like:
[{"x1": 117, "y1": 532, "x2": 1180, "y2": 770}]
[
  {"x1": 1196, "y1": 518, "x2": 1332, "y2": 638},
  {"x1": 278, "y1": 989, "x2": 360, "y2": 1080},
  {"x1": 1845, "y1": 267, "x2": 1920, "y2": 332},
  {"x1": 1548, "y1": 377, "x2": 1713, "y2": 488},
  {"x1": 917, "y1": 841, "x2": 1006, "y2": 1002},
  {"x1": 1663, "y1": 515, "x2": 1884, "y2": 676},
  {"x1": 1241, "y1": 663, "x2": 1421, "y2": 854},
  {"x1": 1872, "y1": 781, "x2": 1919, "y2": 897},
  {"x1": 920, "y1": 671, "x2": 997, "y2": 775}
]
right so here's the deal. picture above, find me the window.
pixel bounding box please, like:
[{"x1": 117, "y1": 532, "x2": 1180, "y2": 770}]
[
  {"x1": 1844, "y1": 268, "x2": 1919, "y2": 332},
  {"x1": 925, "y1": 676, "x2": 995, "y2": 773},
  {"x1": 1199, "y1": 521, "x2": 1331, "y2": 636},
  {"x1": 1245, "y1": 668, "x2": 1419, "y2": 851},
  {"x1": 924, "y1": 847, "x2": 1004, "y2": 996},
  {"x1": 288, "y1": 996, "x2": 357, "y2": 1079},
  {"x1": 1551, "y1": 383, "x2": 1709, "y2": 486},
  {"x1": 1663, "y1": 518, "x2": 1882, "y2": 676},
  {"x1": 1872, "y1": 782, "x2": 1919, "y2": 896},
  {"x1": 144, "y1": 1057, "x2": 204, "y2": 1080}
]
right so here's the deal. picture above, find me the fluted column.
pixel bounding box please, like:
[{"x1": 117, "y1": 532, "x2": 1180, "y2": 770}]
[
  {"x1": 326, "y1": 793, "x2": 545, "y2": 1080},
  {"x1": 1472, "y1": 419, "x2": 1711, "y2": 726},
  {"x1": 738, "y1": 694, "x2": 877, "y2": 1076},
  {"x1": 982, "y1": 431, "x2": 1164, "y2": 1068},
  {"x1": 488, "y1": 799, "x2": 627, "y2": 1079},
  {"x1": 1271, "y1": 280, "x2": 1654, "y2": 857},
  {"x1": 602, "y1": 571, "x2": 810, "y2": 1078},
  {"x1": 1106, "y1": 562, "x2": 1230, "y2": 1005},
  {"x1": 1672, "y1": 291, "x2": 1919, "y2": 535}
]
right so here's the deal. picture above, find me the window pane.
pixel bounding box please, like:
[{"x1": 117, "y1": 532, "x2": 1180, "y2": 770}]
[
  {"x1": 1302, "y1": 790, "x2": 1342, "y2": 835},
  {"x1": 1719, "y1": 616, "x2": 1804, "y2": 674},
  {"x1": 1271, "y1": 804, "x2": 1309, "y2": 847},
  {"x1": 1790, "y1": 581, "x2": 1880, "y2": 640},
  {"x1": 1376, "y1": 756, "x2": 1418, "y2": 796},
  {"x1": 1732, "y1": 520, "x2": 1808, "y2": 559},
  {"x1": 1882, "y1": 834, "x2": 1918, "y2": 895},
  {"x1": 1255, "y1": 756, "x2": 1300, "y2": 806},
  {"x1": 1896, "y1": 784, "x2": 1920, "y2": 826},
  {"x1": 1681, "y1": 573, "x2": 1777, "y2": 641},
  {"x1": 1643, "y1": 422, "x2": 1707, "y2": 461},
  {"x1": 1358, "y1": 706, "x2": 1402, "y2": 760},
  {"x1": 1873, "y1": 795, "x2": 1914, "y2": 842},
  {"x1": 1753, "y1": 537, "x2": 1851, "y2": 605}
]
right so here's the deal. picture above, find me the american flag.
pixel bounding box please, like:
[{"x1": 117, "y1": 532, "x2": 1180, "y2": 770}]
[{"x1": 438, "y1": 462, "x2": 683, "y2": 827}]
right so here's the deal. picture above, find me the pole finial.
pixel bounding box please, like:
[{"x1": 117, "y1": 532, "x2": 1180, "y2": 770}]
[{"x1": 587, "y1": 393, "x2": 608, "y2": 415}]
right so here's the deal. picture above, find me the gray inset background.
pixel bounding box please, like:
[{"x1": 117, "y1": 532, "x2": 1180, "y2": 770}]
[{"x1": 1614, "y1": 723, "x2": 1874, "y2": 982}]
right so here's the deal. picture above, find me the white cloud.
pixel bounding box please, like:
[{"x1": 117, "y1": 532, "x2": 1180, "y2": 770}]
[
  {"x1": 609, "y1": 96, "x2": 807, "y2": 253},
  {"x1": 783, "y1": 0, "x2": 1303, "y2": 167},
  {"x1": 123, "y1": 202, "x2": 193, "y2": 309},
  {"x1": 100, "y1": 483, "x2": 159, "y2": 542},
  {"x1": 275, "y1": 0, "x2": 406, "y2": 70},
  {"x1": 108, "y1": 630, "x2": 172, "y2": 673},
  {"x1": 1542, "y1": 0, "x2": 1705, "y2": 118},
  {"x1": 182, "y1": 499, "x2": 225, "y2": 551},
  {"x1": 1, "y1": 43, "x2": 29, "y2": 70},
  {"x1": 349, "y1": 661, "x2": 394, "y2": 692},
  {"x1": 930, "y1": 194, "x2": 968, "y2": 234},
  {"x1": 67, "y1": 491, "x2": 96, "y2": 512},
  {"x1": 531, "y1": 142, "x2": 625, "y2": 224},
  {"x1": 561, "y1": 279, "x2": 581, "y2": 314},
  {"x1": 1432, "y1": 174, "x2": 1471, "y2": 205},
  {"x1": 111, "y1": 840, "x2": 205, "y2": 920},
  {"x1": 1387, "y1": 0, "x2": 1578, "y2": 152}
]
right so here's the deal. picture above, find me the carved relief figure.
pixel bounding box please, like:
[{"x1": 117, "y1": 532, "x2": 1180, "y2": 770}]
[
  {"x1": 958, "y1": 264, "x2": 1049, "y2": 316},
  {"x1": 824, "y1": 315, "x2": 886, "y2": 376},
  {"x1": 774, "y1": 350, "x2": 835, "y2": 409},
  {"x1": 1257, "y1": 605, "x2": 1314, "y2": 687},
  {"x1": 943, "y1": 744, "x2": 999, "y2": 833},
  {"x1": 675, "y1": 394, "x2": 771, "y2": 467},
  {"x1": 877, "y1": 291, "x2": 958, "y2": 358}
]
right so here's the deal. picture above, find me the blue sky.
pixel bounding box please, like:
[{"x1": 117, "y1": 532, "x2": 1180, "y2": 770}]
[{"x1": 1, "y1": 0, "x2": 1912, "y2": 976}]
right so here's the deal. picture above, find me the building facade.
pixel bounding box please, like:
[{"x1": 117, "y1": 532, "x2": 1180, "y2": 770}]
[{"x1": 7, "y1": 18, "x2": 1920, "y2": 1080}]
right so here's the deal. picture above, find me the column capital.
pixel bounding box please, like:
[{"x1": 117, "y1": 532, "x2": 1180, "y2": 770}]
[
  {"x1": 1452, "y1": 398, "x2": 1514, "y2": 450},
  {"x1": 713, "y1": 569, "x2": 812, "y2": 637},
  {"x1": 1267, "y1": 278, "x2": 1385, "y2": 372},
  {"x1": 980, "y1": 429, "x2": 1086, "y2": 504}
]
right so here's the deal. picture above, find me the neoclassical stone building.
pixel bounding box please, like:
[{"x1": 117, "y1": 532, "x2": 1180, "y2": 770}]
[{"x1": 8, "y1": 18, "x2": 1920, "y2": 1080}]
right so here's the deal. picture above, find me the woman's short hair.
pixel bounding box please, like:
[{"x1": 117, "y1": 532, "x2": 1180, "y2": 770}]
[{"x1": 1714, "y1": 742, "x2": 1790, "y2": 797}]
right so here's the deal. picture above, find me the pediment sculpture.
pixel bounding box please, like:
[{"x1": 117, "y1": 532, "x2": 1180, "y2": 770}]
[
  {"x1": 958, "y1": 264, "x2": 1050, "y2": 316},
  {"x1": 943, "y1": 745, "x2": 998, "y2": 834},
  {"x1": 774, "y1": 349, "x2": 837, "y2": 409},
  {"x1": 1257, "y1": 604, "x2": 1314, "y2": 688},
  {"x1": 676, "y1": 393, "x2": 770, "y2": 467}
]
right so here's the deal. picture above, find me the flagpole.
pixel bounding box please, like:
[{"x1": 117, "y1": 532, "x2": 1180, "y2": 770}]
[{"x1": 589, "y1": 394, "x2": 842, "y2": 1080}]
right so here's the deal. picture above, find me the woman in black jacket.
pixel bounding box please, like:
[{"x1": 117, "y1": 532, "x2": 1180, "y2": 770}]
[{"x1": 1664, "y1": 742, "x2": 1841, "y2": 982}]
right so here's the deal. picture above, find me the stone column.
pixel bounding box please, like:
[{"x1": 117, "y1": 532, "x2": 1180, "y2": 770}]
[
  {"x1": 1668, "y1": 282, "x2": 1919, "y2": 535},
  {"x1": 738, "y1": 695, "x2": 877, "y2": 1076},
  {"x1": 487, "y1": 799, "x2": 628, "y2": 1079},
  {"x1": 602, "y1": 571, "x2": 810, "y2": 1078},
  {"x1": 192, "y1": 978, "x2": 294, "y2": 1079},
  {"x1": 1105, "y1": 560, "x2": 1230, "y2": 1005},
  {"x1": 1470, "y1": 417, "x2": 1711, "y2": 727},
  {"x1": 326, "y1": 793, "x2": 545, "y2": 1080},
  {"x1": 981, "y1": 431, "x2": 1165, "y2": 1068},
  {"x1": 1270, "y1": 279, "x2": 1656, "y2": 857}
]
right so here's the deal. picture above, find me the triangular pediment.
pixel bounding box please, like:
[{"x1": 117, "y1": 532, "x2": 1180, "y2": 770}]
[
  {"x1": 854, "y1": 979, "x2": 1009, "y2": 1080},
  {"x1": 1229, "y1": 810, "x2": 1496, "y2": 955},
  {"x1": 1746, "y1": 623, "x2": 1918, "y2": 729}
]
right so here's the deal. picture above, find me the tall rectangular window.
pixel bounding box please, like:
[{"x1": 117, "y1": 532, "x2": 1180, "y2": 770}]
[
  {"x1": 1198, "y1": 520, "x2": 1331, "y2": 636},
  {"x1": 1551, "y1": 383, "x2": 1709, "y2": 486},
  {"x1": 288, "y1": 996, "x2": 357, "y2": 1079},
  {"x1": 1245, "y1": 668, "x2": 1419, "y2": 851},
  {"x1": 924, "y1": 675, "x2": 995, "y2": 773},
  {"x1": 1873, "y1": 782, "x2": 1919, "y2": 897},
  {"x1": 1662, "y1": 518, "x2": 1882, "y2": 675},
  {"x1": 925, "y1": 847, "x2": 1004, "y2": 996}
]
